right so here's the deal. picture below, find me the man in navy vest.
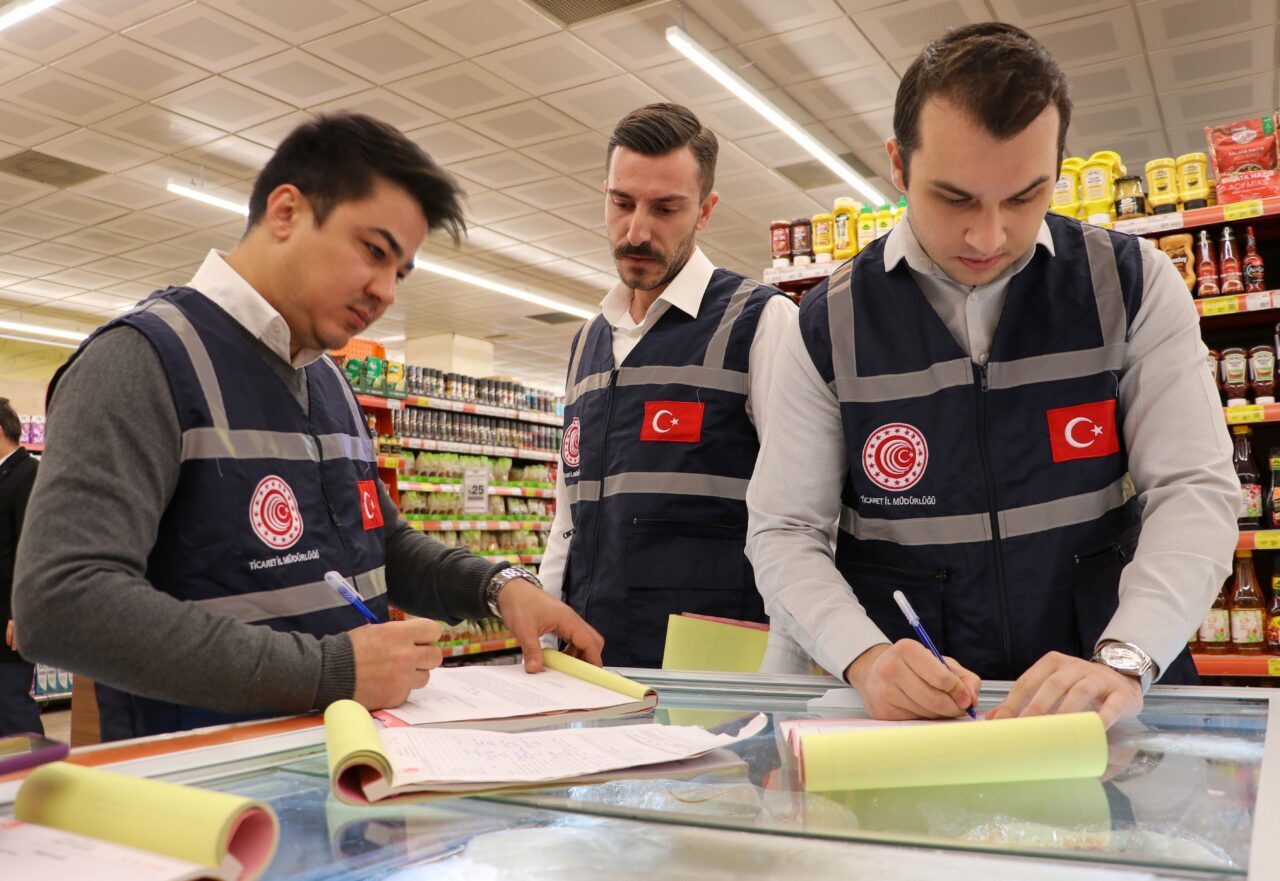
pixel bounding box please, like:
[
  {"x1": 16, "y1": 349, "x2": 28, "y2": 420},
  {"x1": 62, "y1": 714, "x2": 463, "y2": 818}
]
[
  {"x1": 746, "y1": 24, "x2": 1237, "y2": 728},
  {"x1": 14, "y1": 114, "x2": 603, "y2": 741},
  {"x1": 538, "y1": 104, "x2": 796, "y2": 667}
]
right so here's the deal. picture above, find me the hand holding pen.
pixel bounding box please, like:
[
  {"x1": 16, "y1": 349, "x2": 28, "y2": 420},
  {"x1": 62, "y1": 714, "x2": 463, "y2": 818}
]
[{"x1": 893, "y1": 590, "x2": 978, "y2": 720}]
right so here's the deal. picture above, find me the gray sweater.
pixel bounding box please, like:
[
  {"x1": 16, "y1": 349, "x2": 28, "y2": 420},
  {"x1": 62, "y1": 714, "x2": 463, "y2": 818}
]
[{"x1": 13, "y1": 324, "x2": 501, "y2": 714}]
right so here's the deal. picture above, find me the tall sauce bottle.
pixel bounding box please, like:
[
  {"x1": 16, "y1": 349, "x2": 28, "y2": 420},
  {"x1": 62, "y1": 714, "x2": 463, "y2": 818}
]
[{"x1": 1230, "y1": 550, "x2": 1265, "y2": 654}]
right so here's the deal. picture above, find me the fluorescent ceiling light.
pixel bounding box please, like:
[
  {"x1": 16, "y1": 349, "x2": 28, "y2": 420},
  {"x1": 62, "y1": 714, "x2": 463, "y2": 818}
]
[
  {"x1": 0, "y1": 319, "x2": 87, "y2": 342},
  {"x1": 0, "y1": 0, "x2": 62, "y2": 32},
  {"x1": 167, "y1": 180, "x2": 250, "y2": 217},
  {"x1": 665, "y1": 26, "x2": 888, "y2": 207},
  {"x1": 165, "y1": 184, "x2": 594, "y2": 320},
  {"x1": 0, "y1": 331, "x2": 80, "y2": 350}
]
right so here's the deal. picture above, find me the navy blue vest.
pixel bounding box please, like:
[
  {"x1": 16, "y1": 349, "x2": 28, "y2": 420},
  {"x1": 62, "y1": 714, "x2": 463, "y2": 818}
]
[
  {"x1": 797, "y1": 214, "x2": 1197, "y2": 684},
  {"x1": 561, "y1": 271, "x2": 787, "y2": 667},
  {"x1": 49, "y1": 287, "x2": 389, "y2": 740}
]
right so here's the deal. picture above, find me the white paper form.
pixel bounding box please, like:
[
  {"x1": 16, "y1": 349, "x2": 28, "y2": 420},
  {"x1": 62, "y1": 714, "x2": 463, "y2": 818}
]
[
  {"x1": 0, "y1": 820, "x2": 232, "y2": 881},
  {"x1": 370, "y1": 714, "x2": 767, "y2": 796},
  {"x1": 379, "y1": 665, "x2": 637, "y2": 726}
]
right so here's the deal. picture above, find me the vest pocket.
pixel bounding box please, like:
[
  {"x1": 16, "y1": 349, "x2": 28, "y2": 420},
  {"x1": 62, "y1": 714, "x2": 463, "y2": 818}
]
[
  {"x1": 839, "y1": 560, "x2": 948, "y2": 646},
  {"x1": 1070, "y1": 529, "x2": 1139, "y2": 653},
  {"x1": 625, "y1": 517, "x2": 748, "y2": 591}
]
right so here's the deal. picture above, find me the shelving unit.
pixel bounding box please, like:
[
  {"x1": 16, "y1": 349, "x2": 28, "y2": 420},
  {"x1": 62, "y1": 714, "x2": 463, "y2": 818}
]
[
  {"x1": 1113, "y1": 196, "x2": 1280, "y2": 237},
  {"x1": 397, "y1": 480, "x2": 554, "y2": 499},
  {"x1": 1195, "y1": 290, "x2": 1280, "y2": 318},
  {"x1": 385, "y1": 436, "x2": 557, "y2": 462},
  {"x1": 1190, "y1": 654, "x2": 1280, "y2": 677},
  {"x1": 404, "y1": 518, "x2": 551, "y2": 532},
  {"x1": 441, "y1": 638, "x2": 520, "y2": 659},
  {"x1": 357, "y1": 392, "x2": 561, "y2": 427}
]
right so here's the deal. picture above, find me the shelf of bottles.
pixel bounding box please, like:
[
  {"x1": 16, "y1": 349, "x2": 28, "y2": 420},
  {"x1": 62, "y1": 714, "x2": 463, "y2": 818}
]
[{"x1": 30, "y1": 664, "x2": 73, "y2": 703}]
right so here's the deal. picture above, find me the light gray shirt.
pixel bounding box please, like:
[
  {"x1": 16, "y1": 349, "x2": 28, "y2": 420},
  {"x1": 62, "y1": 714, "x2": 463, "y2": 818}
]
[{"x1": 746, "y1": 218, "x2": 1238, "y2": 680}]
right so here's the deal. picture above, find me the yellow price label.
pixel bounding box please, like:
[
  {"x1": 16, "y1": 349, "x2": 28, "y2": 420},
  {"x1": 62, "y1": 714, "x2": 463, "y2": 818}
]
[
  {"x1": 1201, "y1": 296, "x2": 1240, "y2": 316},
  {"x1": 1268, "y1": 658, "x2": 1280, "y2": 677},
  {"x1": 1256, "y1": 532, "x2": 1280, "y2": 550},
  {"x1": 1226, "y1": 405, "x2": 1266, "y2": 424},
  {"x1": 1224, "y1": 200, "x2": 1264, "y2": 221}
]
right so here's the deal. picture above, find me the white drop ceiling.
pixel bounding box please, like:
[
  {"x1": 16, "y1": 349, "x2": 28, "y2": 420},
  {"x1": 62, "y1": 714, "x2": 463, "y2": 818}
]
[{"x1": 0, "y1": 0, "x2": 1277, "y2": 390}]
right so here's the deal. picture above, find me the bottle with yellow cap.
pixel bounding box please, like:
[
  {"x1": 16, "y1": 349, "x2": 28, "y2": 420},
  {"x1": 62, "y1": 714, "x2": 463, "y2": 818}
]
[
  {"x1": 1145, "y1": 158, "x2": 1178, "y2": 214},
  {"x1": 874, "y1": 203, "x2": 894, "y2": 239},
  {"x1": 1177, "y1": 152, "x2": 1210, "y2": 209},
  {"x1": 1079, "y1": 156, "x2": 1116, "y2": 206},
  {"x1": 832, "y1": 197, "x2": 858, "y2": 260},
  {"x1": 856, "y1": 204, "x2": 877, "y2": 252},
  {"x1": 811, "y1": 210, "x2": 835, "y2": 264},
  {"x1": 1054, "y1": 157, "x2": 1085, "y2": 209}
]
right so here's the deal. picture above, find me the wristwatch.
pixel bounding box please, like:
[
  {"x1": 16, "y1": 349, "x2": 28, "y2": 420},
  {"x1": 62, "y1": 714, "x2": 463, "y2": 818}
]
[
  {"x1": 485, "y1": 566, "x2": 541, "y2": 618},
  {"x1": 1091, "y1": 641, "x2": 1156, "y2": 695}
]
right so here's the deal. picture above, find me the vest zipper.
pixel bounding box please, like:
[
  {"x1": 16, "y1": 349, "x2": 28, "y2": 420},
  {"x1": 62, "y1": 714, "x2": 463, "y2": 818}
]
[
  {"x1": 974, "y1": 363, "x2": 1014, "y2": 675},
  {"x1": 583, "y1": 367, "x2": 619, "y2": 620}
]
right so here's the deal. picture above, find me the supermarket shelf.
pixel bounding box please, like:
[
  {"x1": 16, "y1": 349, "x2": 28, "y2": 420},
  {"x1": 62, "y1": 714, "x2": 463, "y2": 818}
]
[
  {"x1": 357, "y1": 393, "x2": 561, "y2": 427},
  {"x1": 1237, "y1": 530, "x2": 1280, "y2": 550},
  {"x1": 442, "y1": 638, "x2": 520, "y2": 658},
  {"x1": 1223, "y1": 404, "x2": 1280, "y2": 425},
  {"x1": 1113, "y1": 196, "x2": 1280, "y2": 237},
  {"x1": 762, "y1": 262, "x2": 836, "y2": 291},
  {"x1": 383, "y1": 437, "x2": 558, "y2": 462},
  {"x1": 397, "y1": 480, "x2": 554, "y2": 498},
  {"x1": 1192, "y1": 652, "x2": 1280, "y2": 677},
  {"x1": 376, "y1": 456, "x2": 403, "y2": 470},
  {"x1": 405, "y1": 518, "x2": 551, "y2": 532},
  {"x1": 33, "y1": 691, "x2": 72, "y2": 703},
  {"x1": 1195, "y1": 290, "x2": 1280, "y2": 318}
]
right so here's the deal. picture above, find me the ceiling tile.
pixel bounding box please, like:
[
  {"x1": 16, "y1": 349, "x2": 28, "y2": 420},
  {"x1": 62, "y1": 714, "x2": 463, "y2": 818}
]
[
  {"x1": 147, "y1": 195, "x2": 250, "y2": 229},
  {"x1": 121, "y1": 242, "x2": 206, "y2": 268},
  {"x1": 155, "y1": 77, "x2": 293, "y2": 130},
  {"x1": 714, "y1": 141, "x2": 765, "y2": 178},
  {"x1": 1029, "y1": 6, "x2": 1144, "y2": 69},
  {"x1": 0, "y1": 254, "x2": 61, "y2": 278},
  {"x1": 225, "y1": 49, "x2": 371, "y2": 108},
  {"x1": 1157, "y1": 72, "x2": 1278, "y2": 127},
  {"x1": 635, "y1": 57, "x2": 757, "y2": 107},
  {"x1": 204, "y1": 0, "x2": 380, "y2": 43},
  {"x1": 13, "y1": 241, "x2": 96, "y2": 269},
  {"x1": 26, "y1": 192, "x2": 129, "y2": 226},
  {"x1": 176, "y1": 136, "x2": 274, "y2": 180},
  {"x1": 521, "y1": 131, "x2": 609, "y2": 176},
  {"x1": 408, "y1": 122, "x2": 505, "y2": 165},
  {"x1": 693, "y1": 97, "x2": 776, "y2": 141},
  {"x1": 852, "y1": 0, "x2": 991, "y2": 59},
  {"x1": 0, "y1": 48, "x2": 39, "y2": 86},
  {"x1": 237, "y1": 111, "x2": 315, "y2": 149},
  {"x1": 825, "y1": 108, "x2": 898, "y2": 151},
  {"x1": 732, "y1": 192, "x2": 824, "y2": 227},
  {"x1": 119, "y1": 158, "x2": 239, "y2": 192},
  {"x1": 387, "y1": 62, "x2": 528, "y2": 117},
  {"x1": 305, "y1": 17, "x2": 460, "y2": 84},
  {"x1": 394, "y1": 0, "x2": 561, "y2": 56},
  {"x1": 0, "y1": 209, "x2": 82, "y2": 239},
  {"x1": 0, "y1": 9, "x2": 108, "y2": 65},
  {"x1": 480, "y1": 32, "x2": 622, "y2": 95},
  {"x1": 1067, "y1": 96, "x2": 1163, "y2": 141},
  {"x1": 505, "y1": 176, "x2": 600, "y2": 210},
  {"x1": 94, "y1": 105, "x2": 226, "y2": 153},
  {"x1": 531, "y1": 230, "x2": 608, "y2": 259},
  {"x1": 312, "y1": 88, "x2": 441, "y2": 131},
  {"x1": 1147, "y1": 25, "x2": 1277, "y2": 92},
  {"x1": 124, "y1": 4, "x2": 288, "y2": 74},
  {"x1": 451, "y1": 190, "x2": 535, "y2": 225},
  {"x1": 1063, "y1": 57, "x2": 1155, "y2": 107},
  {"x1": 714, "y1": 169, "x2": 798, "y2": 205},
  {"x1": 42, "y1": 267, "x2": 124, "y2": 290},
  {"x1": 739, "y1": 18, "x2": 881, "y2": 86},
  {"x1": 787, "y1": 64, "x2": 901, "y2": 117},
  {"x1": 53, "y1": 36, "x2": 207, "y2": 101},
  {"x1": 0, "y1": 174, "x2": 55, "y2": 209},
  {"x1": 1068, "y1": 129, "x2": 1170, "y2": 171},
  {"x1": 1136, "y1": 0, "x2": 1277, "y2": 50},
  {"x1": 56, "y1": 0, "x2": 188, "y2": 29},
  {"x1": 488, "y1": 214, "x2": 583, "y2": 243},
  {"x1": 987, "y1": 0, "x2": 1125, "y2": 28},
  {"x1": 57, "y1": 290, "x2": 141, "y2": 311},
  {"x1": 103, "y1": 281, "x2": 157, "y2": 299},
  {"x1": 571, "y1": 1, "x2": 720, "y2": 72},
  {"x1": 542, "y1": 76, "x2": 664, "y2": 130},
  {"x1": 459, "y1": 100, "x2": 586, "y2": 148},
  {"x1": 686, "y1": 0, "x2": 844, "y2": 44},
  {"x1": 5, "y1": 69, "x2": 137, "y2": 127},
  {"x1": 550, "y1": 202, "x2": 604, "y2": 228},
  {"x1": 0, "y1": 230, "x2": 37, "y2": 252},
  {"x1": 77, "y1": 256, "x2": 161, "y2": 280},
  {"x1": 38, "y1": 130, "x2": 162, "y2": 175},
  {"x1": 98, "y1": 212, "x2": 195, "y2": 242},
  {"x1": 736, "y1": 128, "x2": 828, "y2": 169},
  {"x1": 53, "y1": 227, "x2": 148, "y2": 256},
  {"x1": 3, "y1": 279, "x2": 84, "y2": 299}
]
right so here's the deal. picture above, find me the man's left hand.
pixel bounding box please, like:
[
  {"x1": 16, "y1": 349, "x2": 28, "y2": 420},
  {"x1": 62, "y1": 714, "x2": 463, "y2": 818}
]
[
  {"x1": 4, "y1": 619, "x2": 15, "y2": 652},
  {"x1": 988, "y1": 651, "x2": 1142, "y2": 729},
  {"x1": 497, "y1": 579, "x2": 604, "y2": 672}
]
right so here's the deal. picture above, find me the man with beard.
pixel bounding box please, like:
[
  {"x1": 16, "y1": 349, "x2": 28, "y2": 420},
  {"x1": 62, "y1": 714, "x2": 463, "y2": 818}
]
[{"x1": 537, "y1": 103, "x2": 797, "y2": 668}]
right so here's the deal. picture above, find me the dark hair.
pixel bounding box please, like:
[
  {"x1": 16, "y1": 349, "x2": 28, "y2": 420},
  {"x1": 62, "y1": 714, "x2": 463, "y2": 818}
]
[
  {"x1": 607, "y1": 103, "x2": 718, "y2": 200},
  {"x1": 894, "y1": 23, "x2": 1072, "y2": 180},
  {"x1": 0, "y1": 398, "x2": 19, "y2": 445},
  {"x1": 247, "y1": 112, "x2": 466, "y2": 242}
]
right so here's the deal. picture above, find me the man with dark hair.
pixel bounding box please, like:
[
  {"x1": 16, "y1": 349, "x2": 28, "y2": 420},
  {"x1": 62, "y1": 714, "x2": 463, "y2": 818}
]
[
  {"x1": 538, "y1": 103, "x2": 796, "y2": 667},
  {"x1": 15, "y1": 113, "x2": 602, "y2": 741},
  {"x1": 747, "y1": 24, "x2": 1236, "y2": 728},
  {"x1": 0, "y1": 398, "x2": 39, "y2": 735}
]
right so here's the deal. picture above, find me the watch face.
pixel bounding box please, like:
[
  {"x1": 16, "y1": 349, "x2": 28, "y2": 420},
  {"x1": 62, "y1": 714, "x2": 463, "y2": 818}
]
[{"x1": 1100, "y1": 644, "x2": 1143, "y2": 673}]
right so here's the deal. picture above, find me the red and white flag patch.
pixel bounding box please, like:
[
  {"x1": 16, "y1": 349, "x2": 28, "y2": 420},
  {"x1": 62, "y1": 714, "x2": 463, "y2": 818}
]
[
  {"x1": 1046, "y1": 399, "x2": 1120, "y2": 463},
  {"x1": 357, "y1": 479, "x2": 384, "y2": 530},
  {"x1": 639, "y1": 401, "x2": 704, "y2": 443}
]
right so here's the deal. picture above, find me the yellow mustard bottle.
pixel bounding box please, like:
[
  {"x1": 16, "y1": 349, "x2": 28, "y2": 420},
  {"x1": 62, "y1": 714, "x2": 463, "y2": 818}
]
[
  {"x1": 1177, "y1": 152, "x2": 1210, "y2": 208},
  {"x1": 1079, "y1": 157, "x2": 1116, "y2": 205},
  {"x1": 1054, "y1": 157, "x2": 1085, "y2": 208},
  {"x1": 856, "y1": 204, "x2": 877, "y2": 251},
  {"x1": 1145, "y1": 158, "x2": 1178, "y2": 214},
  {"x1": 812, "y1": 211, "x2": 835, "y2": 264},
  {"x1": 832, "y1": 197, "x2": 857, "y2": 260},
  {"x1": 874, "y1": 203, "x2": 894, "y2": 238}
]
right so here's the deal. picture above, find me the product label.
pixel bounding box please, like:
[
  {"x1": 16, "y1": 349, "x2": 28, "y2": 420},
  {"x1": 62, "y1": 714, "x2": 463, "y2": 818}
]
[
  {"x1": 1149, "y1": 168, "x2": 1174, "y2": 195},
  {"x1": 1199, "y1": 609, "x2": 1230, "y2": 643},
  {"x1": 1231, "y1": 608, "x2": 1264, "y2": 645},
  {"x1": 1226, "y1": 405, "x2": 1265, "y2": 423},
  {"x1": 1053, "y1": 173, "x2": 1076, "y2": 206},
  {"x1": 1240, "y1": 482, "x2": 1263, "y2": 518},
  {"x1": 1224, "y1": 200, "x2": 1264, "y2": 221},
  {"x1": 1201, "y1": 296, "x2": 1239, "y2": 315},
  {"x1": 1267, "y1": 612, "x2": 1280, "y2": 648},
  {"x1": 813, "y1": 219, "x2": 833, "y2": 251},
  {"x1": 1251, "y1": 350, "x2": 1275, "y2": 384},
  {"x1": 1082, "y1": 167, "x2": 1109, "y2": 201},
  {"x1": 1222, "y1": 352, "x2": 1249, "y2": 384},
  {"x1": 770, "y1": 226, "x2": 789, "y2": 257},
  {"x1": 833, "y1": 215, "x2": 851, "y2": 250}
]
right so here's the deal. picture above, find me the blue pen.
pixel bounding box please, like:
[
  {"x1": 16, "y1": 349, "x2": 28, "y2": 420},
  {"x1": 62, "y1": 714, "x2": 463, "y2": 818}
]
[
  {"x1": 893, "y1": 589, "x2": 978, "y2": 719},
  {"x1": 325, "y1": 570, "x2": 380, "y2": 624}
]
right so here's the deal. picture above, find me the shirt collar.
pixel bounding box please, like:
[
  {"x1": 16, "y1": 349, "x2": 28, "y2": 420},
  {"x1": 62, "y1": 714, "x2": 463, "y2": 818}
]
[
  {"x1": 189, "y1": 250, "x2": 325, "y2": 368},
  {"x1": 0, "y1": 447, "x2": 16, "y2": 469},
  {"x1": 883, "y1": 215, "x2": 1057, "y2": 283},
  {"x1": 599, "y1": 246, "x2": 717, "y2": 328}
]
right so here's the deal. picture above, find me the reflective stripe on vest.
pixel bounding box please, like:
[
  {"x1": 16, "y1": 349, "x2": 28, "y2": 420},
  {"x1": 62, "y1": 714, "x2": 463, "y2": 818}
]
[
  {"x1": 193, "y1": 565, "x2": 387, "y2": 623},
  {"x1": 565, "y1": 471, "x2": 751, "y2": 506}
]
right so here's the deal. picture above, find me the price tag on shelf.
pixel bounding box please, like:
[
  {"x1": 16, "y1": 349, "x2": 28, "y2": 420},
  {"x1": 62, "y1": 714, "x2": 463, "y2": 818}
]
[
  {"x1": 1246, "y1": 291, "x2": 1272, "y2": 312},
  {"x1": 1224, "y1": 200, "x2": 1264, "y2": 222},
  {"x1": 1114, "y1": 212, "x2": 1184, "y2": 235},
  {"x1": 1256, "y1": 532, "x2": 1280, "y2": 550},
  {"x1": 1226, "y1": 405, "x2": 1266, "y2": 424},
  {"x1": 1269, "y1": 658, "x2": 1280, "y2": 677},
  {"x1": 1200, "y1": 296, "x2": 1240, "y2": 316},
  {"x1": 463, "y1": 468, "x2": 490, "y2": 516}
]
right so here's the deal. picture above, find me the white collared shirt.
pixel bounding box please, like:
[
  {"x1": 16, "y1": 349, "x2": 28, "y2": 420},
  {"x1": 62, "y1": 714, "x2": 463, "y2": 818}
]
[
  {"x1": 539, "y1": 246, "x2": 797, "y2": 602},
  {"x1": 189, "y1": 250, "x2": 325, "y2": 369}
]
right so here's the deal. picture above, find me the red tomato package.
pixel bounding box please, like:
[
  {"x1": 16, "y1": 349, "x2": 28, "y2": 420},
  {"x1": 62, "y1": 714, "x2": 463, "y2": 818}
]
[{"x1": 1206, "y1": 113, "x2": 1280, "y2": 203}]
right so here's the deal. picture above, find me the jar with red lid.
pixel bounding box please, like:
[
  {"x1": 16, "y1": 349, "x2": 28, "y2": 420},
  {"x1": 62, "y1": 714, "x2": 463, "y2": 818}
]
[{"x1": 770, "y1": 220, "x2": 791, "y2": 268}]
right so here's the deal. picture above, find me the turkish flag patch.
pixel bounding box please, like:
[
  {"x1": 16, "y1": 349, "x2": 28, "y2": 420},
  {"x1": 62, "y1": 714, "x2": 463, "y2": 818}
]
[
  {"x1": 357, "y1": 479, "x2": 384, "y2": 530},
  {"x1": 1046, "y1": 399, "x2": 1120, "y2": 463},
  {"x1": 640, "y1": 401, "x2": 704, "y2": 443}
]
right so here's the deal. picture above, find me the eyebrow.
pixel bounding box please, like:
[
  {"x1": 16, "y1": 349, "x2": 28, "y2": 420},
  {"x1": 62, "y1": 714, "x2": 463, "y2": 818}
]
[
  {"x1": 932, "y1": 176, "x2": 1051, "y2": 200},
  {"x1": 608, "y1": 188, "x2": 690, "y2": 204},
  {"x1": 368, "y1": 226, "x2": 414, "y2": 273}
]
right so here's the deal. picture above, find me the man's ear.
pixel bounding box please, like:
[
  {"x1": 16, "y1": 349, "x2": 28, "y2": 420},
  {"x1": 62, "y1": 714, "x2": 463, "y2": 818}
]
[
  {"x1": 262, "y1": 184, "x2": 307, "y2": 242},
  {"x1": 887, "y1": 138, "x2": 907, "y2": 193}
]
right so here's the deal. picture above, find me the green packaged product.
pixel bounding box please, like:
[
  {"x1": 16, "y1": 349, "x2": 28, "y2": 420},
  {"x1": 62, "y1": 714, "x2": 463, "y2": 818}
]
[
  {"x1": 386, "y1": 361, "x2": 407, "y2": 398},
  {"x1": 343, "y1": 358, "x2": 364, "y2": 388},
  {"x1": 364, "y1": 356, "x2": 386, "y2": 393}
]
